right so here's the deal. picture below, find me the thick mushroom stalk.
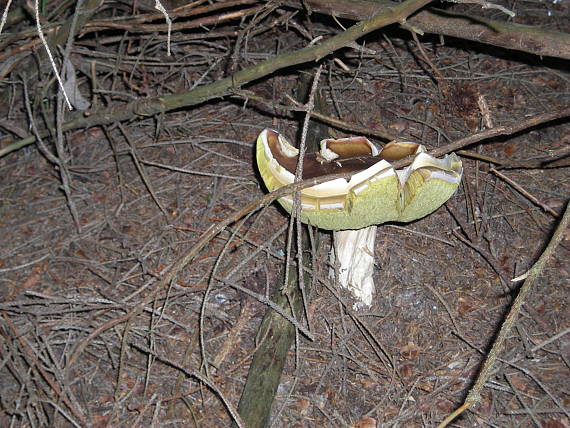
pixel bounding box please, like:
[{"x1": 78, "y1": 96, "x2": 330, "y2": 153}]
[
  {"x1": 256, "y1": 129, "x2": 463, "y2": 308},
  {"x1": 330, "y1": 226, "x2": 377, "y2": 308}
]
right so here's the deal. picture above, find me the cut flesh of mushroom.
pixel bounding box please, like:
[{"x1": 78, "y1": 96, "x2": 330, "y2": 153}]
[
  {"x1": 256, "y1": 129, "x2": 463, "y2": 308},
  {"x1": 330, "y1": 226, "x2": 377, "y2": 307}
]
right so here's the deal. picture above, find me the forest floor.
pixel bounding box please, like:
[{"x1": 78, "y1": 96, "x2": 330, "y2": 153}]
[{"x1": 0, "y1": 1, "x2": 569, "y2": 427}]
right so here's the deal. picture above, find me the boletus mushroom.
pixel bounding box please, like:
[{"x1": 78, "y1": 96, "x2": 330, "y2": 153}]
[{"x1": 256, "y1": 129, "x2": 463, "y2": 308}]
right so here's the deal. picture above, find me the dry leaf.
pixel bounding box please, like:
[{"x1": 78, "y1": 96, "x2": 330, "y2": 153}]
[
  {"x1": 352, "y1": 416, "x2": 377, "y2": 428},
  {"x1": 541, "y1": 417, "x2": 570, "y2": 428},
  {"x1": 296, "y1": 398, "x2": 310, "y2": 415},
  {"x1": 509, "y1": 373, "x2": 535, "y2": 394},
  {"x1": 62, "y1": 57, "x2": 91, "y2": 111},
  {"x1": 435, "y1": 398, "x2": 455, "y2": 412},
  {"x1": 401, "y1": 362, "x2": 414, "y2": 378},
  {"x1": 399, "y1": 341, "x2": 422, "y2": 359}
]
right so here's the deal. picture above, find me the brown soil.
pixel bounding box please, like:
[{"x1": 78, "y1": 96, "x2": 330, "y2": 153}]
[{"x1": 0, "y1": 1, "x2": 569, "y2": 427}]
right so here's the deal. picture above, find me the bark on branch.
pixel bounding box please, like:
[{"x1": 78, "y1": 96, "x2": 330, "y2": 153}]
[{"x1": 288, "y1": 0, "x2": 570, "y2": 60}]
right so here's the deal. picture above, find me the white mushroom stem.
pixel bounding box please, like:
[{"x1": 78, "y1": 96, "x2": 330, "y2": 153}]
[{"x1": 329, "y1": 226, "x2": 377, "y2": 308}]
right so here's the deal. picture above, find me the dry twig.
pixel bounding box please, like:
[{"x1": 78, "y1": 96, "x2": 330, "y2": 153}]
[{"x1": 439, "y1": 201, "x2": 570, "y2": 427}]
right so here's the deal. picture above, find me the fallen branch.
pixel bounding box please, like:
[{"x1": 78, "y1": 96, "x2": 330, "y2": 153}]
[
  {"x1": 438, "y1": 200, "x2": 570, "y2": 427},
  {"x1": 0, "y1": 0, "x2": 433, "y2": 157},
  {"x1": 290, "y1": 0, "x2": 570, "y2": 60},
  {"x1": 235, "y1": 70, "x2": 328, "y2": 428}
]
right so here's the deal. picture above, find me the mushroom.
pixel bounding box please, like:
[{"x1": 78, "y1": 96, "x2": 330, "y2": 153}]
[{"x1": 256, "y1": 129, "x2": 463, "y2": 308}]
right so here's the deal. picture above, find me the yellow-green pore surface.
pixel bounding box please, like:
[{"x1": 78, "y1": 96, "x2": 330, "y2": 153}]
[{"x1": 256, "y1": 132, "x2": 461, "y2": 231}]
